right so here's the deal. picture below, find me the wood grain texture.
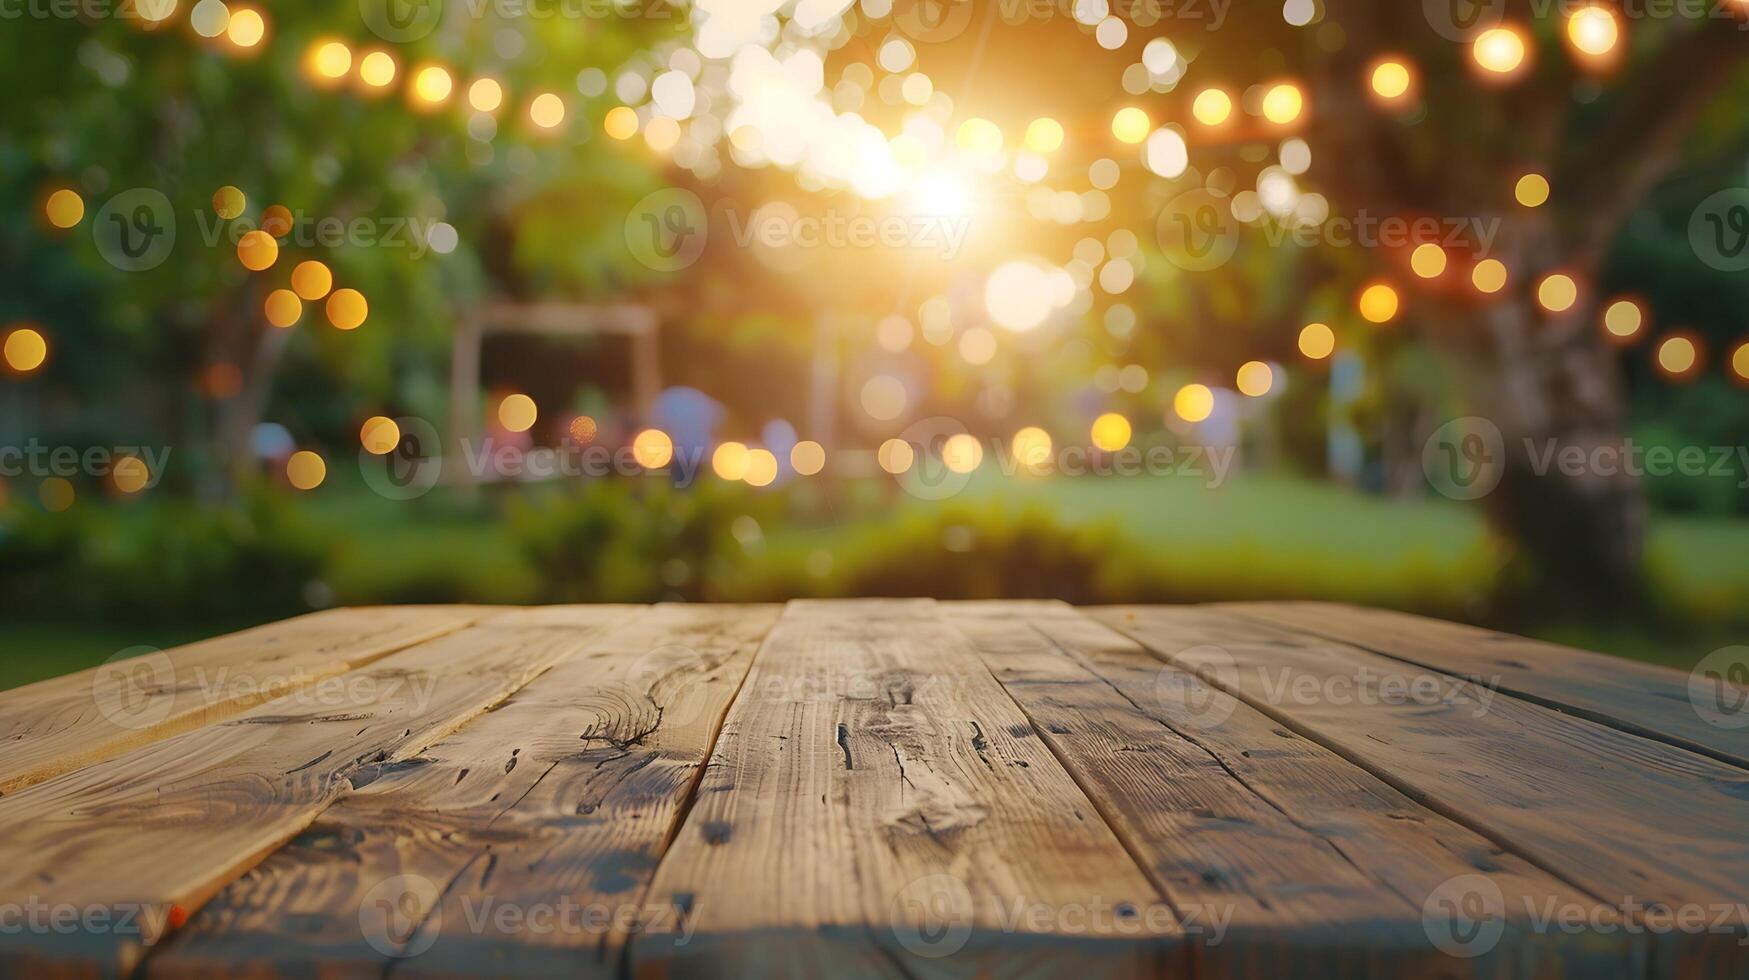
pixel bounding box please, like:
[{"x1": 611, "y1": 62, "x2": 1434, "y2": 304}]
[
  {"x1": 0, "y1": 606, "x2": 491, "y2": 798},
  {"x1": 148, "y1": 604, "x2": 782, "y2": 980},
  {"x1": 1217, "y1": 601, "x2": 1749, "y2": 770},
  {"x1": 0, "y1": 606, "x2": 638, "y2": 979},
  {"x1": 1091, "y1": 605, "x2": 1749, "y2": 979},
  {"x1": 634, "y1": 599, "x2": 1180, "y2": 979},
  {"x1": 944, "y1": 601, "x2": 1642, "y2": 979}
]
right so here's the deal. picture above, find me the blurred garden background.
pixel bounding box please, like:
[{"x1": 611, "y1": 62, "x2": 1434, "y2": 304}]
[{"x1": 3, "y1": 0, "x2": 1748, "y2": 689}]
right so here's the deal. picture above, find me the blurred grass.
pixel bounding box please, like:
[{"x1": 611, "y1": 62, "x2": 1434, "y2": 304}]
[{"x1": 3, "y1": 473, "x2": 1743, "y2": 690}]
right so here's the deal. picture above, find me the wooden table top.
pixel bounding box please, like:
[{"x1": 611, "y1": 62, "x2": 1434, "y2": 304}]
[{"x1": 1, "y1": 600, "x2": 1745, "y2": 979}]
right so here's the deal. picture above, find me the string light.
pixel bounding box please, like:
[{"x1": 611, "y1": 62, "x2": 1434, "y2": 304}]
[
  {"x1": 1536, "y1": 272, "x2": 1578, "y2": 313},
  {"x1": 212, "y1": 185, "x2": 245, "y2": 219},
  {"x1": 358, "y1": 50, "x2": 397, "y2": 90},
  {"x1": 1472, "y1": 258, "x2": 1508, "y2": 294},
  {"x1": 1602, "y1": 298, "x2": 1644, "y2": 342},
  {"x1": 632, "y1": 429, "x2": 673, "y2": 468},
  {"x1": 1174, "y1": 384, "x2": 1214, "y2": 422},
  {"x1": 286, "y1": 450, "x2": 326, "y2": 490},
  {"x1": 1298, "y1": 323, "x2": 1335, "y2": 360},
  {"x1": 942, "y1": 434, "x2": 983, "y2": 473},
  {"x1": 1358, "y1": 282, "x2": 1400, "y2": 323},
  {"x1": 326, "y1": 288, "x2": 368, "y2": 330},
  {"x1": 468, "y1": 78, "x2": 504, "y2": 113},
  {"x1": 1261, "y1": 83, "x2": 1304, "y2": 125},
  {"x1": 1566, "y1": 7, "x2": 1620, "y2": 58},
  {"x1": 603, "y1": 106, "x2": 639, "y2": 140},
  {"x1": 713, "y1": 441, "x2": 750, "y2": 480},
  {"x1": 264, "y1": 289, "x2": 302, "y2": 328},
  {"x1": 1192, "y1": 88, "x2": 1232, "y2": 126},
  {"x1": 1655, "y1": 333, "x2": 1701, "y2": 380},
  {"x1": 1025, "y1": 118, "x2": 1064, "y2": 154},
  {"x1": 1472, "y1": 26, "x2": 1529, "y2": 76},
  {"x1": 3, "y1": 325, "x2": 48, "y2": 374},
  {"x1": 791, "y1": 441, "x2": 826, "y2": 475},
  {"x1": 498, "y1": 393, "x2": 537, "y2": 432},
  {"x1": 45, "y1": 189, "x2": 84, "y2": 228},
  {"x1": 1368, "y1": 59, "x2": 1413, "y2": 103},
  {"x1": 360, "y1": 417, "x2": 401, "y2": 455},
  {"x1": 412, "y1": 65, "x2": 454, "y2": 107},
  {"x1": 1091, "y1": 412, "x2": 1131, "y2": 451},
  {"x1": 744, "y1": 448, "x2": 779, "y2": 486},
  {"x1": 529, "y1": 92, "x2": 566, "y2": 129},
  {"x1": 1011, "y1": 427, "x2": 1053, "y2": 468},
  {"x1": 309, "y1": 40, "x2": 351, "y2": 82},
  {"x1": 1111, "y1": 107, "x2": 1150, "y2": 144},
  {"x1": 237, "y1": 230, "x2": 278, "y2": 271},
  {"x1": 1515, "y1": 173, "x2": 1550, "y2": 208},
  {"x1": 1236, "y1": 361, "x2": 1274, "y2": 396},
  {"x1": 1410, "y1": 243, "x2": 1447, "y2": 279},
  {"x1": 877, "y1": 438, "x2": 914, "y2": 474},
  {"x1": 291, "y1": 260, "x2": 332, "y2": 300}
]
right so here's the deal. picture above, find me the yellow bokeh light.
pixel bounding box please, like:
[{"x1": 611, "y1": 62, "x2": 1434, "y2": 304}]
[
  {"x1": 1011, "y1": 427, "x2": 1053, "y2": 469},
  {"x1": 135, "y1": 0, "x2": 175, "y2": 22},
  {"x1": 261, "y1": 204, "x2": 292, "y2": 237},
  {"x1": 942, "y1": 433, "x2": 984, "y2": 474},
  {"x1": 1731, "y1": 341, "x2": 1749, "y2": 382},
  {"x1": 498, "y1": 393, "x2": 538, "y2": 433},
  {"x1": 45, "y1": 189, "x2": 85, "y2": 229},
  {"x1": 1261, "y1": 83, "x2": 1304, "y2": 125},
  {"x1": 264, "y1": 289, "x2": 302, "y2": 328},
  {"x1": 1515, "y1": 173, "x2": 1550, "y2": 208},
  {"x1": 1298, "y1": 322, "x2": 1335, "y2": 360},
  {"x1": 287, "y1": 450, "x2": 326, "y2": 491},
  {"x1": 412, "y1": 65, "x2": 453, "y2": 105},
  {"x1": 40, "y1": 477, "x2": 74, "y2": 512},
  {"x1": 326, "y1": 288, "x2": 368, "y2": 330},
  {"x1": 712, "y1": 441, "x2": 750, "y2": 481},
  {"x1": 1566, "y1": 7, "x2": 1619, "y2": 57},
  {"x1": 632, "y1": 429, "x2": 674, "y2": 468},
  {"x1": 1192, "y1": 88, "x2": 1232, "y2": 126},
  {"x1": 112, "y1": 455, "x2": 149, "y2": 495},
  {"x1": 1236, "y1": 360, "x2": 1274, "y2": 397},
  {"x1": 4, "y1": 326, "x2": 48, "y2": 374},
  {"x1": 1536, "y1": 273, "x2": 1578, "y2": 313},
  {"x1": 1369, "y1": 59, "x2": 1412, "y2": 101},
  {"x1": 791, "y1": 440, "x2": 826, "y2": 476},
  {"x1": 877, "y1": 438, "x2": 915, "y2": 475},
  {"x1": 529, "y1": 93, "x2": 566, "y2": 129},
  {"x1": 1358, "y1": 282, "x2": 1400, "y2": 323},
  {"x1": 225, "y1": 6, "x2": 264, "y2": 48},
  {"x1": 1603, "y1": 299, "x2": 1643, "y2": 339},
  {"x1": 1410, "y1": 243, "x2": 1448, "y2": 279},
  {"x1": 1174, "y1": 384, "x2": 1215, "y2": 423},
  {"x1": 1111, "y1": 107, "x2": 1151, "y2": 144},
  {"x1": 212, "y1": 185, "x2": 245, "y2": 220},
  {"x1": 956, "y1": 117, "x2": 1003, "y2": 155},
  {"x1": 468, "y1": 77, "x2": 503, "y2": 113},
  {"x1": 190, "y1": 0, "x2": 228, "y2": 38},
  {"x1": 1656, "y1": 335, "x2": 1699, "y2": 377},
  {"x1": 291, "y1": 260, "x2": 332, "y2": 301},
  {"x1": 1025, "y1": 117, "x2": 1064, "y2": 154},
  {"x1": 604, "y1": 106, "x2": 640, "y2": 140},
  {"x1": 1472, "y1": 258, "x2": 1508, "y2": 294},
  {"x1": 359, "y1": 50, "x2": 398, "y2": 89},
  {"x1": 743, "y1": 449, "x2": 778, "y2": 487},
  {"x1": 311, "y1": 41, "x2": 351, "y2": 80},
  {"x1": 1472, "y1": 26, "x2": 1527, "y2": 75},
  {"x1": 236, "y1": 230, "x2": 278, "y2": 271},
  {"x1": 1091, "y1": 412, "x2": 1132, "y2": 451},
  {"x1": 644, "y1": 116, "x2": 681, "y2": 153},
  {"x1": 360, "y1": 416, "x2": 401, "y2": 455}
]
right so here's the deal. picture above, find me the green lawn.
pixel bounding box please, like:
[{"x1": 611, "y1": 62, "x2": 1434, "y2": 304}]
[{"x1": 4, "y1": 473, "x2": 1743, "y2": 689}]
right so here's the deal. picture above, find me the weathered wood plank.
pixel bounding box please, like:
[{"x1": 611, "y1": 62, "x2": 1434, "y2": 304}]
[
  {"x1": 0, "y1": 606, "x2": 492, "y2": 797},
  {"x1": 944, "y1": 601, "x2": 1641, "y2": 979},
  {"x1": 1092, "y1": 605, "x2": 1749, "y2": 979},
  {"x1": 634, "y1": 599, "x2": 1180, "y2": 979},
  {"x1": 0, "y1": 605, "x2": 640, "y2": 978},
  {"x1": 148, "y1": 604, "x2": 782, "y2": 980},
  {"x1": 1217, "y1": 601, "x2": 1749, "y2": 770}
]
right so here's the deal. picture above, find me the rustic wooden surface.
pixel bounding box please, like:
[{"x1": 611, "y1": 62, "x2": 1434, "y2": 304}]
[{"x1": 0, "y1": 600, "x2": 1743, "y2": 979}]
